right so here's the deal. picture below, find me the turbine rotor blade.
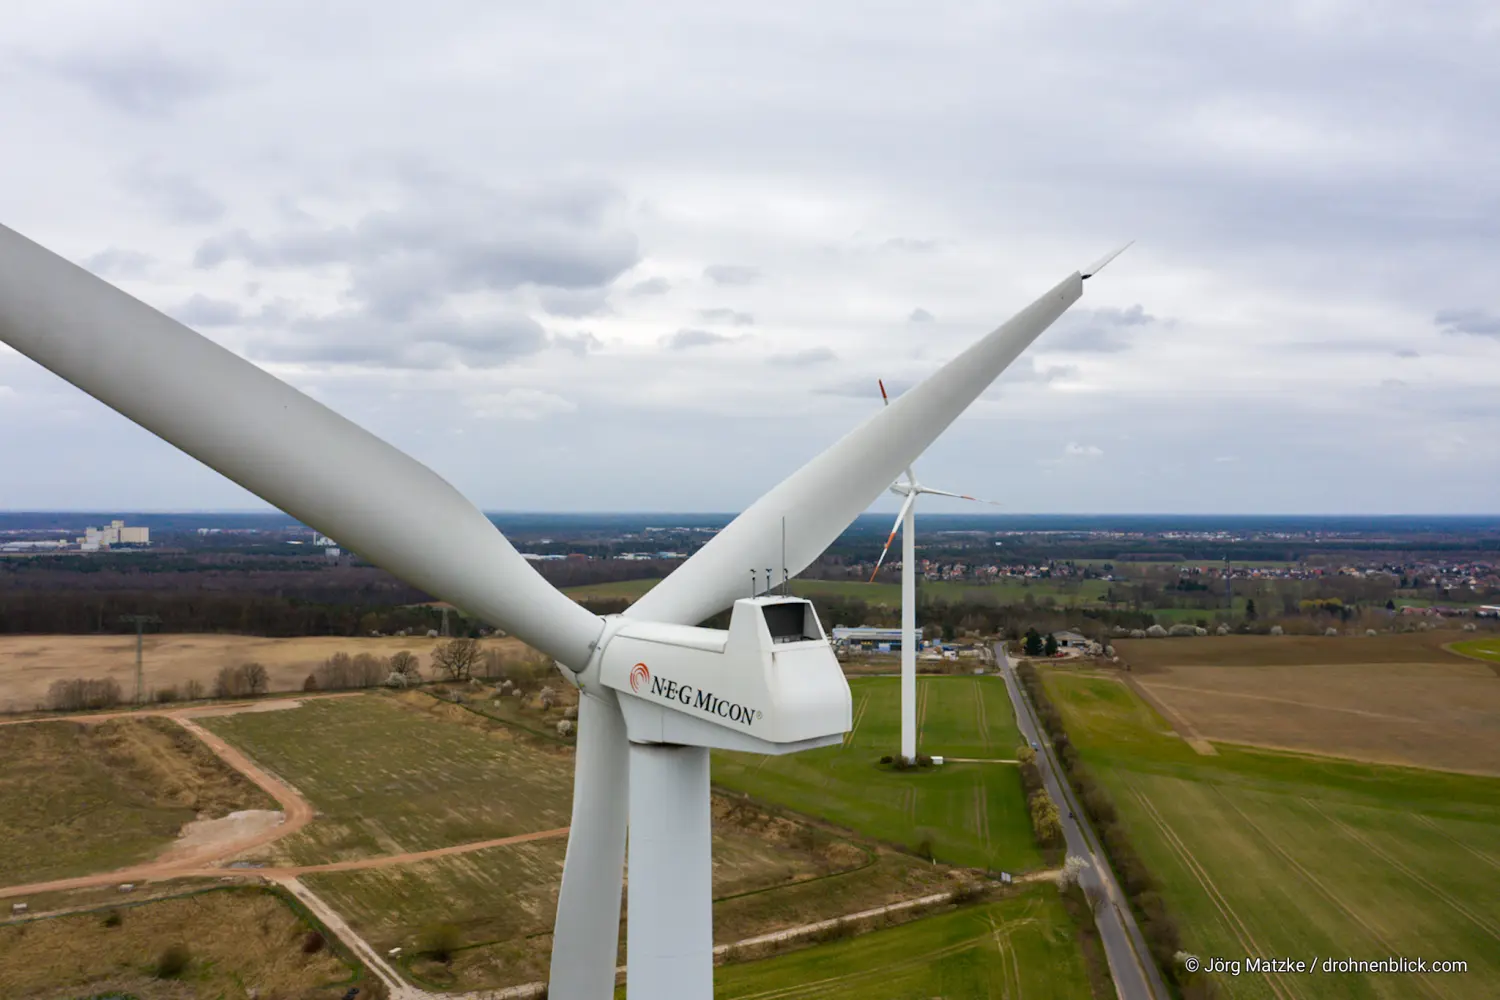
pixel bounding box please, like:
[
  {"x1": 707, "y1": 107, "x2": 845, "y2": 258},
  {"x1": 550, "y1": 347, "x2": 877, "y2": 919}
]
[
  {"x1": 632, "y1": 263, "x2": 1098, "y2": 626},
  {"x1": 917, "y1": 486, "x2": 1003, "y2": 506},
  {"x1": 879, "y1": 379, "x2": 918, "y2": 485},
  {"x1": 868, "y1": 491, "x2": 918, "y2": 583},
  {"x1": 0, "y1": 223, "x2": 603, "y2": 667}
]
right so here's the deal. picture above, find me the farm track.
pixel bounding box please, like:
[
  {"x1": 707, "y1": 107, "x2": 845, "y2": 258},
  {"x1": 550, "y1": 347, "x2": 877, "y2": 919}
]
[
  {"x1": 844, "y1": 692, "x2": 871, "y2": 748},
  {"x1": 1212, "y1": 790, "x2": 1451, "y2": 1000},
  {"x1": 1131, "y1": 789, "x2": 1297, "y2": 1000},
  {"x1": 916, "y1": 679, "x2": 930, "y2": 745},
  {"x1": 0, "y1": 697, "x2": 571, "y2": 900},
  {"x1": 974, "y1": 678, "x2": 992, "y2": 750},
  {"x1": 1124, "y1": 677, "x2": 1218, "y2": 755},
  {"x1": 1413, "y1": 814, "x2": 1500, "y2": 874}
]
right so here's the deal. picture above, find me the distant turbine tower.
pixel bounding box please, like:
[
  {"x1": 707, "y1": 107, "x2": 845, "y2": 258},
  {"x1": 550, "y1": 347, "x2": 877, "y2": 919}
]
[
  {"x1": 868, "y1": 380, "x2": 1003, "y2": 763},
  {"x1": 0, "y1": 221, "x2": 1127, "y2": 1000}
]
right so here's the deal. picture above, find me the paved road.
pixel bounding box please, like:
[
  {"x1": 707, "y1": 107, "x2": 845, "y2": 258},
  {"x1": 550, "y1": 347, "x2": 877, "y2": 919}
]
[{"x1": 995, "y1": 644, "x2": 1167, "y2": 1000}]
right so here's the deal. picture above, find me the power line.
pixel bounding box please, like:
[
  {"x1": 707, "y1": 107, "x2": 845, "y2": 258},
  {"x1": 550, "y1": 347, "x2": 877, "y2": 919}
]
[{"x1": 119, "y1": 615, "x2": 162, "y2": 704}]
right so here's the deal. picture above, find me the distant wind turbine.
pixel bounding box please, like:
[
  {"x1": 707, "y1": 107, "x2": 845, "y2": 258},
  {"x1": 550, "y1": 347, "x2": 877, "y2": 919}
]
[{"x1": 869, "y1": 378, "x2": 1003, "y2": 763}]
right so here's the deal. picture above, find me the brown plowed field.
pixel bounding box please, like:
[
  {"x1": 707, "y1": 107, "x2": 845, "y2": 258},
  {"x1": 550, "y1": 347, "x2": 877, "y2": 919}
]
[{"x1": 1117, "y1": 631, "x2": 1500, "y2": 774}]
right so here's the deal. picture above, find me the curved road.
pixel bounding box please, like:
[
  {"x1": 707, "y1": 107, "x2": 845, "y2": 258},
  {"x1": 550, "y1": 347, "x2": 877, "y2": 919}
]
[{"x1": 996, "y1": 644, "x2": 1168, "y2": 1000}]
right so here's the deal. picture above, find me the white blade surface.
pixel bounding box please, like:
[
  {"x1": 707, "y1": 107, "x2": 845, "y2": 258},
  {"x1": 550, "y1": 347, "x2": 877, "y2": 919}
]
[
  {"x1": 0, "y1": 223, "x2": 603, "y2": 668},
  {"x1": 868, "y1": 490, "x2": 918, "y2": 582},
  {"x1": 630, "y1": 267, "x2": 1090, "y2": 626},
  {"x1": 879, "y1": 378, "x2": 918, "y2": 486},
  {"x1": 917, "y1": 486, "x2": 1004, "y2": 506}
]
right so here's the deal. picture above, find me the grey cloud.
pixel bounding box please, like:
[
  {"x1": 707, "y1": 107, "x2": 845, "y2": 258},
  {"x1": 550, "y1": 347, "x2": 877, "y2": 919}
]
[
  {"x1": 1436, "y1": 307, "x2": 1500, "y2": 338},
  {"x1": 703, "y1": 264, "x2": 760, "y2": 286},
  {"x1": 172, "y1": 295, "x2": 243, "y2": 327},
  {"x1": 539, "y1": 287, "x2": 613, "y2": 317},
  {"x1": 908, "y1": 308, "x2": 935, "y2": 323},
  {"x1": 81, "y1": 248, "x2": 153, "y2": 279},
  {"x1": 631, "y1": 277, "x2": 671, "y2": 295},
  {"x1": 195, "y1": 175, "x2": 640, "y2": 315},
  {"x1": 662, "y1": 328, "x2": 732, "y2": 350},
  {"x1": 768, "y1": 346, "x2": 836, "y2": 366},
  {"x1": 42, "y1": 45, "x2": 224, "y2": 117},
  {"x1": 996, "y1": 357, "x2": 1078, "y2": 385},
  {"x1": 1395, "y1": 348, "x2": 1420, "y2": 358},
  {"x1": 553, "y1": 331, "x2": 604, "y2": 356},
  {"x1": 699, "y1": 307, "x2": 754, "y2": 326},
  {"x1": 884, "y1": 238, "x2": 938, "y2": 252},
  {"x1": 120, "y1": 161, "x2": 224, "y2": 224},
  {"x1": 248, "y1": 310, "x2": 547, "y2": 370},
  {"x1": 1047, "y1": 304, "x2": 1155, "y2": 353}
]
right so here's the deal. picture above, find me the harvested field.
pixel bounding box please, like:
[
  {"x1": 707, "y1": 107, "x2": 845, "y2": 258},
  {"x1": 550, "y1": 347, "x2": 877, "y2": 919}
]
[
  {"x1": 1110, "y1": 631, "x2": 1500, "y2": 774},
  {"x1": 1134, "y1": 661, "x2": 1500, "y2": 774},
  {"x1": 0, "y1": 633, "x2": 533, "y2": 712},
  {"x1": 1115, "y1": 630, "x2": 1475, "y2": 670},
  {"x1": 199, "y1": 692, "x2": 574, "y2": 865},
  {"x1": 0, "y1": 886, "x2": 360, "y2": 999},
  {"x1": 0, "y1": 717, "x2": 274, "y2": 887}
]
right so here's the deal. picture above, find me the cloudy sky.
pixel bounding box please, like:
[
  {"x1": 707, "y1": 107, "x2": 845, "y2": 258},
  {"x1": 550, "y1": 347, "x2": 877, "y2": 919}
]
[{"x1": 1, "y1": 0, "x2": 1497, "y2": 515}]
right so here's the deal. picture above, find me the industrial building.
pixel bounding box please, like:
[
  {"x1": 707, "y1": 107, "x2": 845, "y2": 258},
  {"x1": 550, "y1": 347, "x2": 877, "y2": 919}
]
[{"x1": 76, "y1": 520, "x2": 149, "y2": 551}]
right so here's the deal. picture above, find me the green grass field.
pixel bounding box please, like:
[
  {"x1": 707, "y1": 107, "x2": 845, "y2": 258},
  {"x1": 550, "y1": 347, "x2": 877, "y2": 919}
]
[
  {"x1": 702, "y1": 886, "x2": 1095, "y2": 1000},
  {"x1": 1451, "y1": 636, "x2": 1500, "y2": 664},
  {"x1": 1043, "y1": 670, "x2": 1500, "y2": 999},
  {"x1": 714, "y1": 677, "x2": 1043, "y2": 873},
  {"x1": 200, "y1": 694, "x2": 574, "y2": 865}
]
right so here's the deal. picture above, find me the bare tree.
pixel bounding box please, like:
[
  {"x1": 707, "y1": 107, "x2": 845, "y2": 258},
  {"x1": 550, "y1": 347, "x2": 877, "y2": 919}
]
[
  {"x1": 239, "y1": 662, "x2": 269, "y2": 695},
  {"x1": 47, "y1": 677, "x2": 123, "y2": 711},
  {"x1": 351, "y1": 653, "x2": 387, "y2": 687},
  {"x1": 431, "y1": 638, "x2": 481, "y2": 682},
  {"x1": 389, "y1": 650, "x2": 423, "y2": 683}
]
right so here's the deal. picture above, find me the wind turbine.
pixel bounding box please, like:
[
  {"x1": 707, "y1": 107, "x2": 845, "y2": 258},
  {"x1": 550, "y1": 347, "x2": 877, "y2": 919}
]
[
  {"x1": 868, "y1": 379, "x2": 1004, "y2": 763},
  {"x1": 0, "y1": 222, "x2": 1128, "y2": 1000}
]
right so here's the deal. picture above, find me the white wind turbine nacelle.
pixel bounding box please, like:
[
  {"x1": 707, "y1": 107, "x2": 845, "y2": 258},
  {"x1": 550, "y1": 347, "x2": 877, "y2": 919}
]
[{"x1": 0, "y1": 220, "x2": 1126, "y2": 1000}]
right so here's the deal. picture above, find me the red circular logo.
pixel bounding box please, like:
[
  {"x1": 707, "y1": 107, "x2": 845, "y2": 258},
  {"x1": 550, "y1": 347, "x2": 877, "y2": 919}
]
[{"x1": 629, "y1": 662, "x2": 650, "y2": 693}]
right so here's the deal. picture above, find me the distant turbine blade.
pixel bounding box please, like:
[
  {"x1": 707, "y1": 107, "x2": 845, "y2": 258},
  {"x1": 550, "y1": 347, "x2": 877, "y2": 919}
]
[
  {"x1": 1082, "y1": 241, "x2": 1133, "y2": 279},
  {"x1": 879, "y1": 379, "x2": 918, "y2": 486},
  {"x1": 868, "y1": 491, "x2": 918, "y2": 582},
  {"x1": 0, "y1": 223, "x2": 603, "y2": 667},
  {"x1": 632, "y1": 264, "x2": 1095, "y2": 626},
  {"x1": 917, "y1": 486, "x2": 1003, "y2": 507}
]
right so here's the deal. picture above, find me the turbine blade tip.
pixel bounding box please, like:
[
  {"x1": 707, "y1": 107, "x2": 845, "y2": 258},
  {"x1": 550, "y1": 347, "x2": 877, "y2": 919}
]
[{"x1": 1081, "y1": 241, "x2": 1134, "y2": 279}]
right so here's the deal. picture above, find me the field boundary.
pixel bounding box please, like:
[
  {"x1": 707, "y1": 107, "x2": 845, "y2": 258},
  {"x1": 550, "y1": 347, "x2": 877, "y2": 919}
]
[{"x1": 1123, "y1": 676, "x2": 1217, "y2": 755}]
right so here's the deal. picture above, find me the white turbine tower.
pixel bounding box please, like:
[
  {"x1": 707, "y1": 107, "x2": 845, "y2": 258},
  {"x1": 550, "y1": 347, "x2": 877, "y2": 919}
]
[
  {"x1": 867, "y1": 379, "x2": 1004, "y2": 763},
  {"x1": 0, "y1": 222, "x2": 1127, "y2": 1000}
]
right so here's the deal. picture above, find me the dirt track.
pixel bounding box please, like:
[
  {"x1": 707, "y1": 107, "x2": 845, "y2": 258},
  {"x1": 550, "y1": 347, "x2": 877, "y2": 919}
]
[{"x1": 0, "y1": 698, "x2": 569, "y2": 901}]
